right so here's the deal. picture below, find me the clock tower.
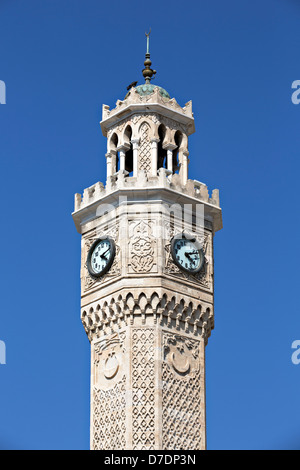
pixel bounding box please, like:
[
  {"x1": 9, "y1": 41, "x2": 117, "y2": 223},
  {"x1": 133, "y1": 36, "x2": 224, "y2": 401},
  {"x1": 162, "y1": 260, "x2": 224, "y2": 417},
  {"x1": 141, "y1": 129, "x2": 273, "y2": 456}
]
[{"x1": 72, "y1": 37, "x2": 222, "y2": 450}]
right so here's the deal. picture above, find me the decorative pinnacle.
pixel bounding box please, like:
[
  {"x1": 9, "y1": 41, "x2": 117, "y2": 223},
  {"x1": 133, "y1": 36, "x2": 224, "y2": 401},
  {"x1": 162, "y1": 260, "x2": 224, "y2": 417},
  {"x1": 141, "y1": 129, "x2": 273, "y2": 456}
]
[{"x1": 142, "y1": 29, "x2": 156, "y2": 84}]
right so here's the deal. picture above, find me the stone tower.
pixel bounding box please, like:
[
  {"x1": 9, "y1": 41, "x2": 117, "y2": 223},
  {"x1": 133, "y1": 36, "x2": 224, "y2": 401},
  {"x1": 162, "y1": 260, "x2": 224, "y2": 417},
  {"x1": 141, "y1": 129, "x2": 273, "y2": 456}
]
[{"x1": 72, "y1": 38, "x2": 222, "y2": 450}]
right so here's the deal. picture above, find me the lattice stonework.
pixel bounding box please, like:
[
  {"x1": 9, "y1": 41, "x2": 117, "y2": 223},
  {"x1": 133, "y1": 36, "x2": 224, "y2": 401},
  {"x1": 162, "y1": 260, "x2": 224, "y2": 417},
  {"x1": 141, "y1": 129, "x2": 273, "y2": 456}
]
[
  {"x1": 92, "y1": 374, "x2": 127, "y2": 450},
  {"x1": 161, "y1": 332, "x2": 203, "y2": 450},
  {"x1": 131, "y1": 328, "x2": 156, "y2": 449},
  {"x1": 138, "y1": 122, "x2": 152, "y2": 174}
]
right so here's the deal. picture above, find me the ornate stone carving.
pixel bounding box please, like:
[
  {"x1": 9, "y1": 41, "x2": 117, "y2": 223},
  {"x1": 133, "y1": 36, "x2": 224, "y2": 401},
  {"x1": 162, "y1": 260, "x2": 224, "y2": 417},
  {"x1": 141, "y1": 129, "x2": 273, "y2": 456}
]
[
  {"x1": 161, "y1": 331, "x2": 203, "y2": 450},
  {"x1": 128, "y1": 220, "x2": 156, "y2": 273},
  {"x1": 82, "y1": 226, "x2": 121, "y2": 292},
  {"x1": 103, "y1": 112, "x2": 188, "y2": 151},
  {"x1": 160, "y1": 116, "x2": 187, "y2": 136},
  {"x1": 163, "y1": 332, "x2": 200, "y2": 376},
  {"x1": 92, "y1": 375, "x2": 126, "y2": 450},
  {"x1": 151, "y1": 114, "x2": 159, "y2": 124},
  {"x1": 131, "y1": 328, "x2": 156, "y2": 450},
  {"x1": 101, "y1": 87, "x2": 194, "y2": 122},
  {"x1": 92, "y1": 331, "x2": 127, "y2": 450},
  {"x1": 132, "y1": 114, "x2": 144, "y2": 125},
  {"x1": 93, "y1": 332, "x2": 126, "y2": 385},
  {"x1": 138, "y1": 122, "x2": 152, "y2": 173},
  {"x1": 81, "y1": 291, "x2": 213, "y2": 345}
]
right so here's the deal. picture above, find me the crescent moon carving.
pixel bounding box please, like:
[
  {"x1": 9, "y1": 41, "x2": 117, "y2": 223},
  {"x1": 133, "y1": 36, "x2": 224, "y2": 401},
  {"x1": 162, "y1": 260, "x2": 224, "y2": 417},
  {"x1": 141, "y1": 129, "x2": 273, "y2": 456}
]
[
  {"x1": 171, "y1": 351, "x2": 190, "y2": 374},
  {"x1": 103, "y1": 356, "x2": 119, "y2": 379}
]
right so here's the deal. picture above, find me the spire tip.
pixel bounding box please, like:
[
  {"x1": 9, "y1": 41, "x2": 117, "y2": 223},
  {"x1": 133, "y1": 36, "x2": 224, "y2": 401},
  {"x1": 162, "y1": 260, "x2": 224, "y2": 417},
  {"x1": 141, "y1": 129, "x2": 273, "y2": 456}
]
[{"x1": 142, "y1": 29, "x2": 156, "y2": 84}]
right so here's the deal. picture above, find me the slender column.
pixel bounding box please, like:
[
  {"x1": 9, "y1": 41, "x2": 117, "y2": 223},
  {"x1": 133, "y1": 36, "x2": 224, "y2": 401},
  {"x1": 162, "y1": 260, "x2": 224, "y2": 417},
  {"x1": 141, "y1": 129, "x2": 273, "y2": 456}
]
[
  {"x1": 110, "y1": 150, "x2": 117, "y2": 175},
  {"x1": 131, "y1": 139, "x2": 139, "y2": 177},
  {"x1": 164, "y1": 144, "x2": 177, "y2": 174},
  {"x1": 105, "y1": 152, "x2": 112, "y2": 179},
  {"x1": 117, "y1": 143, "x2": 131, "y2": 173},
  {"x1": 167, "y1": 149, "x2": 173, "y2": 173},
  {"x1": 151, "y1": 138, "x2": 159, "y2": 176},
  {"x1": 182, "y1": 151, "x2": 189, "y2": 185},
  {"x1": 119, "y1": 149, "x2": 126, "y2": 172}
]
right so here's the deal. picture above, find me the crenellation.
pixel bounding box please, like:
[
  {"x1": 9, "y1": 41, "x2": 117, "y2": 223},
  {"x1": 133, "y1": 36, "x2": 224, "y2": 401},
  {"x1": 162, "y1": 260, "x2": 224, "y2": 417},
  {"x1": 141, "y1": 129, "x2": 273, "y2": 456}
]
[
  {"x1": 210, "y1": 188, "x2": 220, "y2": 207},
  {"x1": 74, "y1": 193, "x2": 82, "y2": 212},
  {"x1": 74, "y1": 171, "x2": 221, "y2": 213},
  {"x1": 102, "y1": 104, "x2": 110, "y2": 120}
]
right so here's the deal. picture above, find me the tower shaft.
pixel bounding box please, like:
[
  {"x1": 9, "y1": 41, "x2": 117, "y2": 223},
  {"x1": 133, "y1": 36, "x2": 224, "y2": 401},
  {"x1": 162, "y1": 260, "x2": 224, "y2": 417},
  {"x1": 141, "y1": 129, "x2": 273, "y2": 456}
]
[{"x1": 73, "y1": 64, "x2": 222, "y2": 449}]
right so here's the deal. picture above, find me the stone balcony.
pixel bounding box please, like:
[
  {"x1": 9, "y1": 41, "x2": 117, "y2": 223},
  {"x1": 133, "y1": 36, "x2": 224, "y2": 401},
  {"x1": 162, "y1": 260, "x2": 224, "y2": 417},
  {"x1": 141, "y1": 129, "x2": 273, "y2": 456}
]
[{"x1": 74, "y1": 168, "x2": 220, "y2": 213}]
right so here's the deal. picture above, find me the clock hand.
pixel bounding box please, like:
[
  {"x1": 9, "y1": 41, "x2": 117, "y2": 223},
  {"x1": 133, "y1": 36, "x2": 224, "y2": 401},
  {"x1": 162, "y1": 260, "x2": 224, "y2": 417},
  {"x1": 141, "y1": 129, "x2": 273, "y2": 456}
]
[
  {"x1": 185, "y1": 252, "x2": 196, "y2": 265},
  {"x1": 100, "y1": 248, "x2": 110, "y2": 259}
]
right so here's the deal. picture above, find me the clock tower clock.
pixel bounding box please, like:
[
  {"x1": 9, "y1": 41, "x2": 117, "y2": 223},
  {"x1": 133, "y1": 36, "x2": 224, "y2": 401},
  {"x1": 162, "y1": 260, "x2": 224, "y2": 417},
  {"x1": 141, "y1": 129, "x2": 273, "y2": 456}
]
[{"x1": 72, "y1": 37, "x2": 222, "y2": 450}]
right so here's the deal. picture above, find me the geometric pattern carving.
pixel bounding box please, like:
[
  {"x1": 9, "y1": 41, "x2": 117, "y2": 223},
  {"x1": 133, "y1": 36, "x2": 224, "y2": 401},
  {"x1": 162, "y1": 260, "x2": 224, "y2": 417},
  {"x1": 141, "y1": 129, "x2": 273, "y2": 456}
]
[
  {"x1": 162, "y1": 332, "x2": 202, "y2": 450},
  {"x1": 81, "y1": 291, "x2": 213, "y2": 345},
  {"x1": 90, "y1": 327, "x2": 205, "y2": 450},
  {"x1": 138, "y1": 122, "x2": 151, "y2": 174},
  {"x1": 131, "y1": 328, "x2": 156, "y2": 450},
  {"x1": 92, "y1": 375, "x2": 126, "y2": 450}
]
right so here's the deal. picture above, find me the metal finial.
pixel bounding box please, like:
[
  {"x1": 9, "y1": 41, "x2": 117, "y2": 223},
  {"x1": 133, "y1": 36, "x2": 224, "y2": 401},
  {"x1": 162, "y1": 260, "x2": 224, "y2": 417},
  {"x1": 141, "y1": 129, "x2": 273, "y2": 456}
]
[
  {"x1": 145, "y1": 28, "x2": 151, "y2": 54},
  {"x1": 142, "y1": 28, "x2": 156, "y2": 84}
]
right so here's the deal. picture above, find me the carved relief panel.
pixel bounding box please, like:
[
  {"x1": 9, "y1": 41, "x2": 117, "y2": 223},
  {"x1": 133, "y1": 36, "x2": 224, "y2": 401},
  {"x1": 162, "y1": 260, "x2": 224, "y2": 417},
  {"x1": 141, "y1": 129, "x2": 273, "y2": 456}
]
[
  {"x1": 131, "y1": 328, "x2": 156, "y2": 450},
  {"x1": 161, "y1": 331, "x2": 204, "y2": 450},
  {"x1": 92, "y1": 331, "x2": 127, "y2": 450},
  {"x1": 128, "y1": 219, "x2": 157, "y2": 274},
  {"x1": 163, "y1": 332, "x2": 200, "y2": 376},
  {"x1": 93, "y1": 332, "x2": 126, "y2": 389},
  {"x1": 138, "y1": 122, "x2": 152, "y2": 174}
]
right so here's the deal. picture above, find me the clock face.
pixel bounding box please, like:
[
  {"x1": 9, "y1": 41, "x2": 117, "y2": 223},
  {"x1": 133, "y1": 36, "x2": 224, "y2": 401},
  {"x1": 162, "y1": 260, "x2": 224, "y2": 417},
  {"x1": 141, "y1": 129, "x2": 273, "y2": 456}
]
[
  {"x1": 171, "y1": 234, "x2": 204, "y2": 274},
  {"x1": 87, "y1": 237, "x2": 115, "y2": 277}
]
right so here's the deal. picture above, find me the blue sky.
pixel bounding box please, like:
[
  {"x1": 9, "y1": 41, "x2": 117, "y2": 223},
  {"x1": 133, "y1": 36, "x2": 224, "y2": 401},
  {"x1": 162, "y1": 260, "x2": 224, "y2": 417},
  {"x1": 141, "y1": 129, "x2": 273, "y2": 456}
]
[{"x1": 0, "y1": 0, "x2": 300, "y2": 450}]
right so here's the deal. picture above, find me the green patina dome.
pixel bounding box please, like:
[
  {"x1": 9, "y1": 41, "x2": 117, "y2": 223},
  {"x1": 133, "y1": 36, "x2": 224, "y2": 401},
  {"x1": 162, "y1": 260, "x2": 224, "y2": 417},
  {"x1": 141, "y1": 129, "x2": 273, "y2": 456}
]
[{"x1": 125, "y1": 83, "x2": 170, "y2": 100}]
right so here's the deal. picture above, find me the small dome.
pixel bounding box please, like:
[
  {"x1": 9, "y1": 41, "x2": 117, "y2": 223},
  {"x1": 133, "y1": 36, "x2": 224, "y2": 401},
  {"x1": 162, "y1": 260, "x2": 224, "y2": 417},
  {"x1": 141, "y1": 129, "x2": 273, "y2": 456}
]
[{"x1": 125, "y1": 84, "x2": 170, "y2": 100}]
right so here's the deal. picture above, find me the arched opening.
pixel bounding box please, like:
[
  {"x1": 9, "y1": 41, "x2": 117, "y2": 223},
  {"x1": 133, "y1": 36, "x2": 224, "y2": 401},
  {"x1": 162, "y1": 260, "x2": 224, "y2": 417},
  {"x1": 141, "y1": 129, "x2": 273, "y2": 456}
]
[
  {"x1": 110, "y1": 133, "x2": 119, "y2": 173},
  {"x1": 173, "y1": 130, "x2": 183, "y2": 174},
  {"x1": 157, "y1": 124, "x2": 167, "y2": 170},
  {"x1": 124, "y1": 125, "x2": 133, "y2": 175}
]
